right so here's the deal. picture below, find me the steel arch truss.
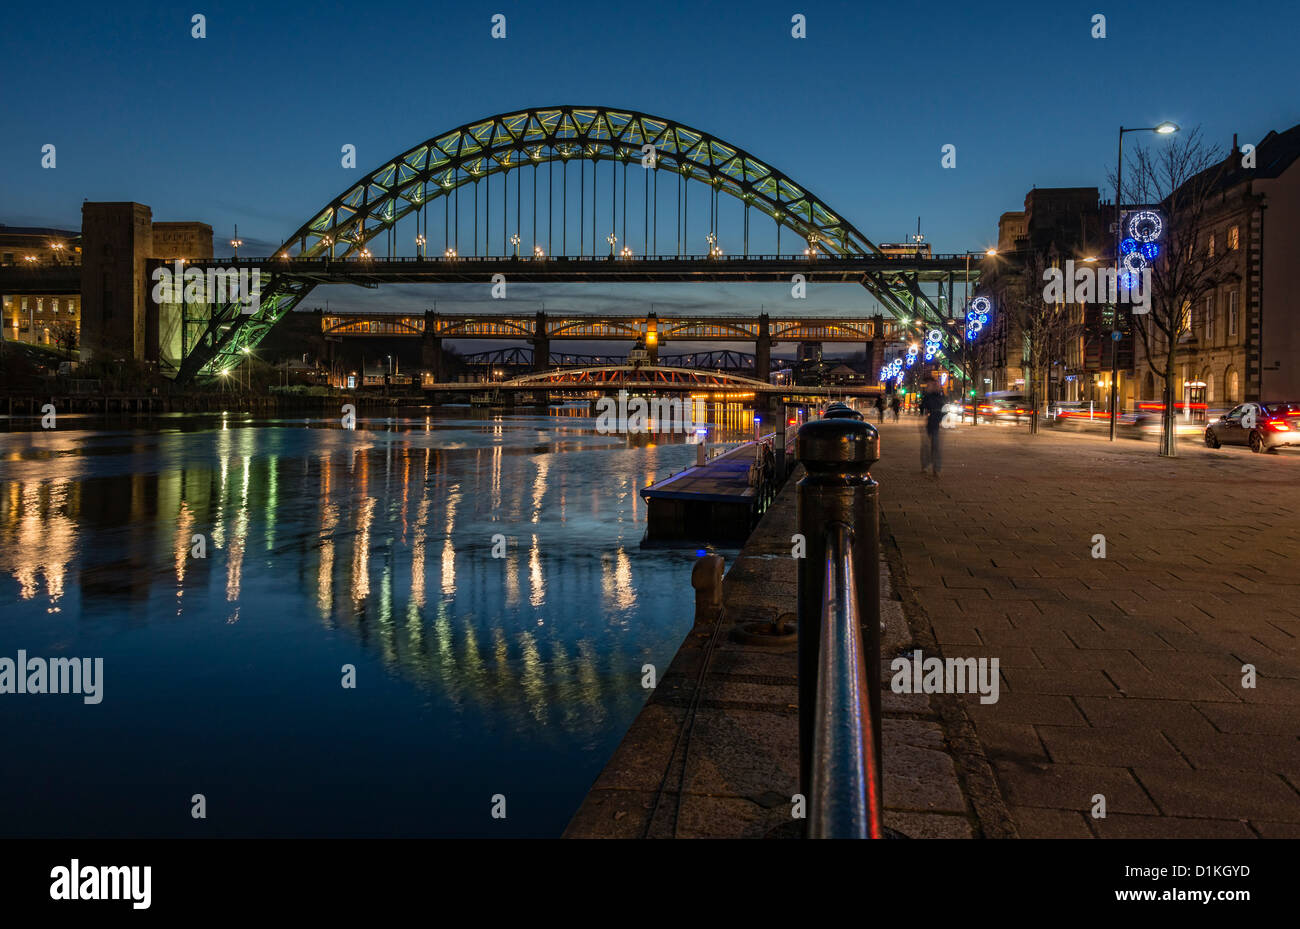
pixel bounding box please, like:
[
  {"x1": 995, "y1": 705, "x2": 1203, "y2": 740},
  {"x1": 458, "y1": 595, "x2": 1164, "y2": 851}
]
[{"x1": 175, "y1": 106, "x2": 950, "y2": 383}]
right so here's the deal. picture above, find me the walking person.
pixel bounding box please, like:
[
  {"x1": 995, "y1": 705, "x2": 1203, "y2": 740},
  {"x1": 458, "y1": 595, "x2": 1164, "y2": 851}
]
[
  {"x1": 919, "y1": 376, "x2": 946, "y2": 477},
  {"x1": 874, "y1": 395, "x2": 885, "y2": 423},
  {"x1": 890, "y1": 394, "x2": 901, "y2": 422}
]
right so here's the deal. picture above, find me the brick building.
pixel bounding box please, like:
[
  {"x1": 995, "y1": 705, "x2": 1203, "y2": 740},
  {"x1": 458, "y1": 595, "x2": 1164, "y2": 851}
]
[{"x1": 1133, "y1": 124, "x2": 1300, "y2": 409}]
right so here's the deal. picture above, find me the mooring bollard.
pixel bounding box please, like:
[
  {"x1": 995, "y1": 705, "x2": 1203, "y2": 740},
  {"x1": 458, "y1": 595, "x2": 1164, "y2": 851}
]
[
  {"x1": 692, "y1": 554, "x2": 725, "y2": 625},
  {"x1": 796, "y1": 414, "x2": 882, "y2": 837}
]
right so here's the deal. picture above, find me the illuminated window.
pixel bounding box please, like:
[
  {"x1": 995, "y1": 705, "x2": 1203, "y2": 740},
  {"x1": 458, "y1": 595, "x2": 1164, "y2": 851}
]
[
  {"x1": 1207, "y1": 233, "x2": 1215, "y2": 258},
  {"x1": 1228, "y1": 226, "x2": 1240, "y2": 250}
]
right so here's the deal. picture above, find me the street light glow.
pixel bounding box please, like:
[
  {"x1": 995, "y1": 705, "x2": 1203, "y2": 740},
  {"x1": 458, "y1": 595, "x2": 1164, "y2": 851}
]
[{"x1": 1154, "y1": 121, "x2": 1180, "y2": 134}]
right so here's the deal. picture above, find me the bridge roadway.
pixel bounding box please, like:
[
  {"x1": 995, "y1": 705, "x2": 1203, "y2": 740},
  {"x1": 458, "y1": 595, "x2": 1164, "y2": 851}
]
[
  {"x1": 176, "y1": 252, "x2": 977, "y2": 285},
  {"x1": 321, "y1": 309, "x2": 900, "y2": 342},
  {"x1": 0, "y1": 253, "x2": 974, "y2": 294},
  {"x1": 418, "y1": 364, "x2": 882, "y2": 397}
]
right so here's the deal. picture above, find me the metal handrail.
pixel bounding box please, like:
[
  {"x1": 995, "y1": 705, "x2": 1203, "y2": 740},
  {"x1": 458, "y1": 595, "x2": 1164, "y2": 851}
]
[
  {"x1": 796, "y1": 415, "x2": 881, "y2": 839},
  {"x1": 809, "y1": 523, "x2": 884, "y2": 839}
]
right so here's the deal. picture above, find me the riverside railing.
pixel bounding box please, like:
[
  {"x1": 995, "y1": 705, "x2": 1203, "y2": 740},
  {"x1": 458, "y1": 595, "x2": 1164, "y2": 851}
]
[{"x1": 796, "y1": 410, "x2": 884, "y2": 838}]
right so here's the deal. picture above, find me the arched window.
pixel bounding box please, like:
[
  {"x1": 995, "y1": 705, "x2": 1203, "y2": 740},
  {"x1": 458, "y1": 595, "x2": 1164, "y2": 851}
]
[
  {"x1": 1203, "y1": 370, "x2": 1214, "y2": 403},
  {"x1": 1225, "y1": 366, "x2": 1240, "y2": 403}
]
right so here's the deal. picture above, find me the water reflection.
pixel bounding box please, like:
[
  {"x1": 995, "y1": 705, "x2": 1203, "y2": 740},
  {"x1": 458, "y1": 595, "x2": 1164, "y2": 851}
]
[{"x1": 0, "y1": 405, "x2": 753, "y2": 836}]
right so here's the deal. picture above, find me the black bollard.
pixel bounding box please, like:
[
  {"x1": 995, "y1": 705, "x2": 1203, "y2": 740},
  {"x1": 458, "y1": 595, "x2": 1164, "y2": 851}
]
[{"x1": 796, "y1": 415, "x2": 882, "y2": 838}]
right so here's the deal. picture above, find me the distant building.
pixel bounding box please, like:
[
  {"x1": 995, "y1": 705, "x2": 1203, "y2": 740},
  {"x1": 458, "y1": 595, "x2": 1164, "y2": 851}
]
[
  {"x1": 978, "y1": 188, "x2": 1111, "y2": 404},
  {"x1": 77, "y1": 203, "x2": 213, "y2": 366},
  {"x1": 797, "y1": 341, "x2": 822, "y2": 363},
  {"x1": 0, "y1": 225, "x2": 81, "y2": 348}
]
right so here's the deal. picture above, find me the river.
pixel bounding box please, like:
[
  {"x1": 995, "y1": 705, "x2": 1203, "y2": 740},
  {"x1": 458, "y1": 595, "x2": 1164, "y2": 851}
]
[{"x1": 0, "y1": 403, "x2": 755, "y2": 837}]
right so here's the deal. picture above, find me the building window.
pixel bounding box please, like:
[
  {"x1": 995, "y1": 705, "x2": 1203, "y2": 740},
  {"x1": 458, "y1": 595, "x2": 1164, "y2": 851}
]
[
  {"x1": 50, "y1": 298, "x2": 58, "y2": 314},
  {"x1": 1227, "y1": 367, "x2": 1240, "y2": 402},
  {"x1": 1205, "y1": 293, "x2": 1215, "y2": 343},
  {"x1": 1207, "y1": 233, "x2": 1215, "y2": 258},
  {"x1": 1228, "y1": 226, "x2": 1240, "y2": 250},
  {"x1": 21, "y1": 298, "x2": 28, "y2": 312},
  {"x1": 1179, "y1": 300, "x2": 1192, "y2": 335},
  {"x1": 1228, "y1": 290, "x2": 1239, "y2": 337}
]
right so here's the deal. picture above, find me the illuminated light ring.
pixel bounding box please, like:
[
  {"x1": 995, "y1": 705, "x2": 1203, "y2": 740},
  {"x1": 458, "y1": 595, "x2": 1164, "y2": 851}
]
[
  {"x1": 1140, "y1": 241, "x2": 1160, "y2": 261},
  {"x1": 969, "y1": 296, "x2": 992, "y2": 314},
  {"x1": 1121, "y1": 252, "x2": 1146, "y2": 275},
  {"x1": 1128, "y1": 211, "x2": 1162, "y2": 242},
  {"x1": 1120, "y1": 237, "x2": 1139, "y2": 256},
  {"x1": 1119, "y1": 269, "x2": 1140, "y2": 290},
  {"x1": 926, "y1": 329, "x2": 942, "y2": 343}
]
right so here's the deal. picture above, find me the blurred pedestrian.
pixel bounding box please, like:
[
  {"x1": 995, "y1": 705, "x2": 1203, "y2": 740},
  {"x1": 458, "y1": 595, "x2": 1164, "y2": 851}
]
[
  {"x1": 874, "y1": 395, "x2": 885, "y2": 423},
  {"x1": 890, "y1": 395, "x2": 901, "y2": 422},
  {"x1": 920, "y1": 376, "x2": 946, "y2": 477}
]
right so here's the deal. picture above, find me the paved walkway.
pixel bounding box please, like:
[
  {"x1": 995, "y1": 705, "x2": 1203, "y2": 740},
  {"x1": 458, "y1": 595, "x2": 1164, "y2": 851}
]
[
  {"x1": 566, "y1": 471, "x2": 988, "y2": 838},
  {"x1": 872, "y1": 416, "x2": 1300, "y2": 837}
]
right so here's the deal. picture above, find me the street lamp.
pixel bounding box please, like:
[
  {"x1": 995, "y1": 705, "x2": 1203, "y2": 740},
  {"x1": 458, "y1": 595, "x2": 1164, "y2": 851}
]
[
  {"x1": 959, "y1": 249, "x2": 997, "y2": 422},
  {"x1": 1110, "y1": 122, "x2": 1179, "y2": 441},
  {"x1": 231, "y1": 226, "x2": 243, "y2": 260}
]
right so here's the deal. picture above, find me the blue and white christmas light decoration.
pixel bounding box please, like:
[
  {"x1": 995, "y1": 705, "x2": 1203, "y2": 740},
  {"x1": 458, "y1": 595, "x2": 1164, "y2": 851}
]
[
  {"x1": 1119, "y1": 210, "x2": 1162, "y2": 290},
  {"x1": 965, "y1": 296, "x2": 991, "y2": 341},
  {"x1": 923, "y1": 328, "x2": 943, "y2": 362},
  {"x1": 879, "y1": 356, "x2": 905, "y2": 383}
]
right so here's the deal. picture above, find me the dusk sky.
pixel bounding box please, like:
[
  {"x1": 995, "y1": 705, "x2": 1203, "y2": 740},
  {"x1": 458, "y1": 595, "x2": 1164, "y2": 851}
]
[{"x1": 4, "y1": 0, "x2": 1298, "y2": 327}]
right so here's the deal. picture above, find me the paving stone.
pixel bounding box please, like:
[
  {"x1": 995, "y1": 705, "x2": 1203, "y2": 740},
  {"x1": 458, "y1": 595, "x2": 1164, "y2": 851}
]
[
  {"x1": 1035, "y1": 725, "x2": 1188, "y2": 767},
  {"x1": 1093, "y1": 815, "x2": 1255, "y2": 839},
  {"x1": 1132, "y1": 766, "x2": 1300, "y2": 821}
]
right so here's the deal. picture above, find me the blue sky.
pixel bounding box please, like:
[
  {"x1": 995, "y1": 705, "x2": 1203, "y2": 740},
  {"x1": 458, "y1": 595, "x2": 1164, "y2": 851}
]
[{"x1": 3, "y1": 0, "x2": 1297, "y2": 327}]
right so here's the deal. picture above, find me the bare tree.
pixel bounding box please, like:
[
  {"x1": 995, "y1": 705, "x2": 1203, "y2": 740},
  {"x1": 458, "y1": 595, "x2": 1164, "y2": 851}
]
[
  {"x1": 1120, "y1": 129, "x2": 1235, "y2": 456},
  {"x1": 49, "y1": 320, "x2": 78, "y2": 358},
  {"x1": 991, "y1": 249, "x2": 1082, "y2": 434}
]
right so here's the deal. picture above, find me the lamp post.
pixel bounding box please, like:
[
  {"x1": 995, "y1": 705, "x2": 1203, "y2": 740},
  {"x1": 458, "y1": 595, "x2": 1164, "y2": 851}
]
[
  {"x1": 1111, "y1": 122, "x2": 1179, "y2": 441},
  {"x1": 961, "y1": 249, "x2": 997, "y2": 423}
]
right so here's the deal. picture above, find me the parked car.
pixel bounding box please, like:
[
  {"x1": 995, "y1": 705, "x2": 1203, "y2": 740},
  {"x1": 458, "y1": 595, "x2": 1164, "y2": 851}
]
[{"x1": 1204, "y1": 402, "x2": 1300, "y2": 453}]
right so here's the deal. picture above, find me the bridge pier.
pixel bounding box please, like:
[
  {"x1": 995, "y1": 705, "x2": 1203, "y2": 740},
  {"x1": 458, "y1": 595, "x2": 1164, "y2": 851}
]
[
  {"x1": 755, "y1": 313, "x2": 771, "y2": 384},
  {"x1": 422, "y1": 310, "x2": 443, "y2": 381},
  {"x1": 532, "y1": 311, "x2": 550, "y2": 372}
]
